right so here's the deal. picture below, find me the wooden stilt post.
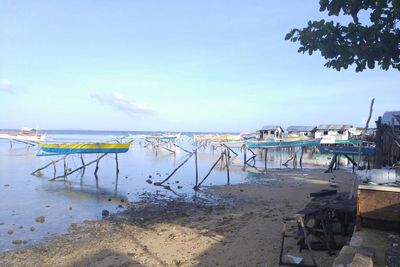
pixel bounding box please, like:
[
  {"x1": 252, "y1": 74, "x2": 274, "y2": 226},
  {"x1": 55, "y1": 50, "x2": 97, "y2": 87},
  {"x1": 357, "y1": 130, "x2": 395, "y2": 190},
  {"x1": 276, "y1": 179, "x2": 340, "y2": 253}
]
[
  {"x1": 9, "y1": 140, "x2": 12, "y2": 149},
  {"x1": 80, "y1": 154, "x2": 85, "y2": 173},
  {"x1": 52, "y1": 160, "x2": 56, "y2": 178},
  {"x1": 63, "y1": 157, "x2": 67, "y2": 179},
  {"x1": 194, "y1": 149, "x2": 199, "y2": 188},
  {"x1": 336, "y1": 155, "x2": 340, "y2": 170},
  {"x1": 31, "y1": 155, "x2": 66, "y2": 176},
  {"x1": 220, "y1": 145, "x2": 224, "y2": 168},
  {"x1": 223, "y1": 144, "x2": 238, "y2": 156},
  {"x1": 264, "y1": 148, "x2": 267, "y2": 171},
  {"x1": 225, "y1": 149, "x2": 230, "y2": 185},
  {"x1": 115, "y1": 165, "x2": 119, "y2": 193},
  {"x1": 350, "y1": 98, "x2": 375, "y2": 200},
  {"x1": 94, "y1": 156, "x2": 100, "y2": 179},
  {"x1": 243, "y1": 144, "x2": 247, "y2": 168},
  {"x1": 293, "y1": 153, "x2": 297, "y2": 169},
  {"x1": 115, "y1": 153, "x2": 119, "y2": 175},
  {"x1": 155, "y1": 152, "x2": 195, "y2": 186},
  {"x1": 300, "y1": 147, "x2": 304, "y2": 170},
  {"x1": 194, "y1": 152, "x2": 224, "y2": 190},
  {"x1": 326, "y1": 154, "x2": 337, "y2": 173},
  {"x1": 50, "y1": 153, "x2": 107, "y2": 180}
]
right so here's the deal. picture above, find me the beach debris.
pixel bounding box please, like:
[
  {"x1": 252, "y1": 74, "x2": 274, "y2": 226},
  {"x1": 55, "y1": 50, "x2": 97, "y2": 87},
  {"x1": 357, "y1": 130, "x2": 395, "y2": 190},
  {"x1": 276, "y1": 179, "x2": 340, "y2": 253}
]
[
  {"x1": 350, "y1": 253, "x2": 373, "y2": 267},
  {"x1": 205, "y1": 206, "x2": 213, "y2": 213},
  {"x1": 35, "y1": 171, "x2": 44, "y2": 177},
  {"x1": 172, "y1": 259, "x2": 182, "y2": 266},
  {"x1": 35, "y1": 216, "x2": 45, "y2": 223},
  {"x1": 310, "y1": 189, "x2": 337, "y2": 198},
  {"x1": 148, "y1": 175, "x2": 152, "y2": 178},
  {"x1": 30, "y1": 226, "x2": 36, "y2": 232},
  {"x1": 69, "y1": 206, "x2": 72, "y2": 210},
  {"x1": 18, "y1": 225, "x2": 23, "y2": 229},
  {"x1": 285, "y1": 254, "x2": 303, "y2": 264},
  {"x1": 125, "y1": 176, "x2": 128, "y2": 179},
  {"x1": 108, "y1": 198, "x2": 112, "y2": 202},
  {"x1": 120, "y1": 199, "x2": 125, "y2": 203},
  {"x1": 4, "y1": 184, "x2": 10, "y2": 187},
  {"x1": 7, "y1": 229, "x2": 13, "y2": 235},
  {"x1": 102, "y1": 209, "x2": 110, "y2": 217},
  {"x1": 0, "y1": 222, "x2": 4, "y2": 226},
  {"x1": 199, "y1": 228, "x2": 208, "y2": 234},
  {"x1": 12, "y1": 240, "x2": 26, "y2": 245},
  {"x1": 146, "y1": 179, "x2": 153, "y2": 184},
  {"x1": 216, "y1": 204, "x2": 225, "y2": 210},
  {"x1": 177, "y1": 186, "x2": 183, "y2": 189},
  {"x1": 179, "y1": 210, "x2": 190, "y2": 217}
]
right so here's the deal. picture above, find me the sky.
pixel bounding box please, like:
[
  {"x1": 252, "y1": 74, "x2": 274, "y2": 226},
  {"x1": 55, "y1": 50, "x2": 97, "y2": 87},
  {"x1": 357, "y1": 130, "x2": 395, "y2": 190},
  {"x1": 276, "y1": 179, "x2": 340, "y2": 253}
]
[{"x1": 0, "y1": 0, "x2": 398, "y2": 132}]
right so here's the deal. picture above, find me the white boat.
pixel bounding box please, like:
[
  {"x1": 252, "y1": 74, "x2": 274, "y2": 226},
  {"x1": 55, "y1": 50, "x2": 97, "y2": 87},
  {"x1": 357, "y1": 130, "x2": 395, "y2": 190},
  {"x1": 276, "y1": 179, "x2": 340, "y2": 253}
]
[{"x1": 0, "y1": 128, "x2": 46, "y2": 143}]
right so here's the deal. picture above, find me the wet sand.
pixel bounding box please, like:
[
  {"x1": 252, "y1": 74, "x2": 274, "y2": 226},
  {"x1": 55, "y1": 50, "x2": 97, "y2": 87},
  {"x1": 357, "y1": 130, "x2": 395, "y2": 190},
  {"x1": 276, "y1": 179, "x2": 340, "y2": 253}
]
[{"x1": 0, "y1": 168, "x2": 354, "y2": 267}]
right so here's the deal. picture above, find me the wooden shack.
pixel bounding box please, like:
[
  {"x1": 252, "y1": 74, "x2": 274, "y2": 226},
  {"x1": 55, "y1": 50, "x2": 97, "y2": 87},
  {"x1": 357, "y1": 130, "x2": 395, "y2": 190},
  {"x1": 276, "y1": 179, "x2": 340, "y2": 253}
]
[
  {"x1": 315, "y1": 124, "x2": 353, "y2": 144},
  {"x1": 286, "y1": 126, "x2": 317, "y2": 138},
  {"x1": 375, "y1": 111, "x2": 400, "y2": 167},
  {"x1": 382, "y1": 111, "x2": 400, "y2": 128},
  {"x1": 256, "y1": 125, "x2": 284, "y2": 140}
]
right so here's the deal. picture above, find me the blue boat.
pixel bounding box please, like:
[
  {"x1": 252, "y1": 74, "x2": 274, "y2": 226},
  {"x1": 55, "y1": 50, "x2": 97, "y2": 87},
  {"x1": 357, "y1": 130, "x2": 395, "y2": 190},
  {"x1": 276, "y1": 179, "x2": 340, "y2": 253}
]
[
  {"x1": 246, "y1": 139, "x2": 321, "y2": 149},
  {"x1": 318, "y1": 144, "x2": 375, "y2": 156}
]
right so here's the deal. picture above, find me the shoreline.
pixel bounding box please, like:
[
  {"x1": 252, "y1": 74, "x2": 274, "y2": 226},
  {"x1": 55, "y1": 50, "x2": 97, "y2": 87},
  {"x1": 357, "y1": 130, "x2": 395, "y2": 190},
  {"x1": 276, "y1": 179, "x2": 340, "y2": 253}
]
[{"x1": 0, "y1": 168, "x2": 353, "y2": 266}]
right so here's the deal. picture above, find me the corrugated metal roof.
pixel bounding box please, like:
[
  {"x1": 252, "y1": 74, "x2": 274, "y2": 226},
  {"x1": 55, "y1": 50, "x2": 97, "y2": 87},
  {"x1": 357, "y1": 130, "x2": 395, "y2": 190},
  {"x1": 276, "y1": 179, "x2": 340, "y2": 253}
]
[
  {"x1": 261, "y1": 125, "x2": 282, "y2": 131},
  {"x1": 382, "y1": 111, "x2": 400, "y2": 126},
  {"x1": 286, "y1": 126, "x2": 316, "y2": 132},
  {"x1": 317, "y1": 124, "x2": 352, "y2": 130}
]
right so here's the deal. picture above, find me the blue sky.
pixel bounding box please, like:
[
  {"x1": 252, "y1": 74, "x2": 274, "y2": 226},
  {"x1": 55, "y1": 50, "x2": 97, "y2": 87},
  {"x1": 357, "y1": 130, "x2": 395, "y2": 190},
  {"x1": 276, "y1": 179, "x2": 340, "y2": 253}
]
[{"x1": 0, "y1": 0, "x2": 398, "y2": 132}]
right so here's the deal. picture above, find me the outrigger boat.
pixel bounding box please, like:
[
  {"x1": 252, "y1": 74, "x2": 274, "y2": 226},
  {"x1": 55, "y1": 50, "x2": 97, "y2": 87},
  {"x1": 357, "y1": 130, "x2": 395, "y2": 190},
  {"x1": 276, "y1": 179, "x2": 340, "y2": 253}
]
[
  {"x1": 0, "y1": 128, "x2": 46, "y2": 143},
  {"x1": 318, "y1": 140, "x2": 375, "y2": 156},
  {"x1": 246, "y1": 138, "x2": 321, "y2": 149},
  {"x1": 144, "y1": 133, "x2": 181, "y2": 141},
  {"x1": 126, "y1": 133, "x2": 181, "y2": 141},
  {"x1": 240, "y1": 131, "x2": 257, "y2": 140},
  {"x1": 38, "y1": 141, "x2": 132, "y2": 155},
  {"x1": 193, "y1": 134, "x2": 241, "y2": 142}
]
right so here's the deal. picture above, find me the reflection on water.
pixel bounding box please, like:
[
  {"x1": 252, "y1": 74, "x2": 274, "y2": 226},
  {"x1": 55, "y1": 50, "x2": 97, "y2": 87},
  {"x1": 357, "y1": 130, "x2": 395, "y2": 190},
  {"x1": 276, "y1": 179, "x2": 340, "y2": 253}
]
[{"x1": 0, "y1": 133, "x2": 345, "y2": 251}]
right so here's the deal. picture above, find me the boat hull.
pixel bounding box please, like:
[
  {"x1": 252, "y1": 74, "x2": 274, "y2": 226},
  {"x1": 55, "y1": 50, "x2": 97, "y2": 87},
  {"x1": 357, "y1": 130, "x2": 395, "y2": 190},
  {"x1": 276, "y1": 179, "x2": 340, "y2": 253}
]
[
  {"x1": 193, "y1": 134, "x2": 241, "y2": 142},
  {"x1": 39, "y1": 142, "x2": 132, "y2": 155},
  {"x1": 246, "y1": 139, "x2": 321, "y2": 149},
  {"x1": 0, "y1": 133, "x2": 46, "y2": 143},
  {"x1": 318, "y1": 145, "x2": 375, "y2": 156}
]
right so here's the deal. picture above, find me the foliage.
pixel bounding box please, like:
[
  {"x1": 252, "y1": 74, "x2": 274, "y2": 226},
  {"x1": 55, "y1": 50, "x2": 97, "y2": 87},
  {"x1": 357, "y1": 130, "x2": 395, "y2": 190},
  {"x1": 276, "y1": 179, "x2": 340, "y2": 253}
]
[{"x1": 285, "y1": 0, "x2": 400, "y2": 71}]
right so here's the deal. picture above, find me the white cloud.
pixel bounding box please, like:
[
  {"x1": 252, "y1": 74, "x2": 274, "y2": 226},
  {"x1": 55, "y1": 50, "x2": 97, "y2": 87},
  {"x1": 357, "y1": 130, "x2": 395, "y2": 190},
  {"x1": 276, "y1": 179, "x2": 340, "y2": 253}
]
[
  {"x1": 92, "y1": 92, "x2": 155, "y2": 116},
  {"x1": 0, "y1": 79, "x2": 14, "y2": 94}
]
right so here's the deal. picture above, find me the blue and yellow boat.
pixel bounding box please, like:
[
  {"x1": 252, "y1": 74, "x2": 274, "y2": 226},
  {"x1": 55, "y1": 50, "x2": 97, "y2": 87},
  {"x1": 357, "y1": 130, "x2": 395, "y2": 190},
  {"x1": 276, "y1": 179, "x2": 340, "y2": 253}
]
[{"x1": 38, "y1": 141, "x2": 132, "y2": 155}]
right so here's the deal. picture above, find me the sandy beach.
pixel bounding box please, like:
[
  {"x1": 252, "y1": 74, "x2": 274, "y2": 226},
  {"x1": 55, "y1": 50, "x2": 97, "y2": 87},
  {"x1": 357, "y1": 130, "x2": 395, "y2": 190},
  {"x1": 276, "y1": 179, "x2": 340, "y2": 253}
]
[{"x1": 0, "y1": 168, "x2": 354, "y2": 267}]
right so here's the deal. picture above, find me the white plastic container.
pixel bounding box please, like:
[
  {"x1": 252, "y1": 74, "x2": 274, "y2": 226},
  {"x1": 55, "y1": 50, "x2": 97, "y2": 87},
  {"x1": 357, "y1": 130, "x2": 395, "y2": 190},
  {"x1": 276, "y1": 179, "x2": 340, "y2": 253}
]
[{"x1": 357, "y1": 168, "x2": 399, "y2": 184}]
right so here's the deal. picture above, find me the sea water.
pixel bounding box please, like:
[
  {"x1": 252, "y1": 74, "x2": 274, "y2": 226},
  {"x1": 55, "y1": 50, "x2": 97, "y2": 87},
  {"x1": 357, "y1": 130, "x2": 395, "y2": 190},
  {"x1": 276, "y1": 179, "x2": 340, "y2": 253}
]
[{"x1": 0, "y1": 130, "x2": 335, "y2": 251}]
